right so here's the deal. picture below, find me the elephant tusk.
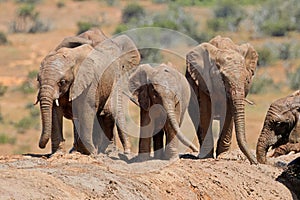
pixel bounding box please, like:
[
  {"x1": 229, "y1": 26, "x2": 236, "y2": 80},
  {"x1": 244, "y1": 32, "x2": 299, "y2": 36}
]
[
  {"x1": 244, "y1": 98, "x2": 254, "y2": 105},
  {"x1": 55, "y1": 99, "x2": 59, "y2": 107}
]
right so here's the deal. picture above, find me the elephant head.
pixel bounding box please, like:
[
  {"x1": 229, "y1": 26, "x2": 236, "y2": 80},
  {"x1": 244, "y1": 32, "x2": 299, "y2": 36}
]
[
  {"x1": 37, "y1": 44, "x2": 97, "y2": 149},
  {"x1": 128, "y1": 64, "x2": 198, "y2": 152},
  {"x1": 186, "y1": 37, "x2": 258, "y2": 164},
  {"x1": 256, "y1": 91, "x2": 300, "y2": 164}
]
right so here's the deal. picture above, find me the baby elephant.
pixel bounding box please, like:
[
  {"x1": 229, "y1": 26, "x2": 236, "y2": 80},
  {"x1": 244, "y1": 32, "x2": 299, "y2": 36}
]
[
  {"x1": 129, "y1": 63, "x2": 197, "y2": 160},
  {"x1": 256, "y1": 90, "x2": 300, "y2": 164}
]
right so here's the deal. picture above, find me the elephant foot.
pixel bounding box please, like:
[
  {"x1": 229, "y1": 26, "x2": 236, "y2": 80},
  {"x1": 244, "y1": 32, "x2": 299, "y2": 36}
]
[
  {"x1": 217, "y1": 150, "x2": 245, "y2": 161},
  {"x1": 130, "y1": 153, "x2": 151, "y2": 163},
  {"x1": 49, "y1": 149, "x2": 66, "y2": 159},
  {"x1": 51, "y1": 140, "x2": 66, "y2": 155},
  {"x1": 153, "y1": 149, "x2": 164, "y2": 160},
  {"x1": 198, "y1": 150, "x2": 214, "y2": 159},
  {"x1": 123, "y1": 148, "x2": 131, "y2": 154}
]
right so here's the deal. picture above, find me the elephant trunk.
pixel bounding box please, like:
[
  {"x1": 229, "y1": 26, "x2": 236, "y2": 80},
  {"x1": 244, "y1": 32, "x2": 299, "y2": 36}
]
[
  {"x1": 233, "y1": 96, "x2": 257, "y2": 164},
  {"x1": 256, "y1": 128, "x2": 272, "y2": 164},
  {"x1": 39, "y1": 86, "x2": 54, "y2": 149},
  {"x1": 162, "y1": 99, "x2": 198, "y2": 152}
]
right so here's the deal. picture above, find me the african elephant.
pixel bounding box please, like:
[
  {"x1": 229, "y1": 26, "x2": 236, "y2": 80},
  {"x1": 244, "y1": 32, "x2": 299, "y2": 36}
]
[
  {"x1": 256, "y1": 90, "x2": 300, "y2": 164},
  {"x1": 185, "y1": 35, "x2": 258, "y2": 164},
  {"x1": 36, "y1": 28, "x2": 140, "y2": 155},
  {"x1": 128, "y1": 63, "x2": 198, "y2": 160}
]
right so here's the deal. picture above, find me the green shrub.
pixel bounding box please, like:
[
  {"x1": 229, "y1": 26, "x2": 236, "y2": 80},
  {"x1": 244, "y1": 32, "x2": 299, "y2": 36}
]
[
  {"x1": 121, "y1": 3, "x2": 145, "y2": 24},
  {"x1": 207, "y1": 0, "x2": 245, "y2": 32},
  {"x1": 10, "y1": 3, "x2": 51, "y2": 33},
  {"x1": 14, "y1": 116, "x2": 39, "y2": 133},
  {"x1": 77, "y1": 20, "x2": 99, "y2": 34},
  {"x1": 287, "y1": 67, "x2": 300, "y2": 90},
  {"x1": 257, "y1": 47, "x2": 273, "y2": 67},
  {"x1": 0, "y1": 32, "x2": 8, "y2": 45},
  {"x1": 14, "y1": 0, "x2": 41, "y2": 4},
  {"x1": 250, "y1": 74, "x2": 275, "y2": 94},
  {"x1": 253, "y1": 0, "x2": 300, "y2": 36},
  {"x1": 103, "y1": 0, "x2": 119, "y2": 6},
  {"x1": 261, "y1": 20, "x2": 289, "y2": 37},
  {"x1": 279, "y1": 42, "x2": 292, "y2": 60},
  {"x1": 56, "y1": 0, "x2": 65, "y2": 8},
  {"x1": 18, "y1": 70, "x2": 38, "y2": 94},
  {"x1": 0, "y1": 83, "x2": 7, "y2": 96},
  {"x1": 0, "y1": 134, "x2": 16, "y2": 145}
]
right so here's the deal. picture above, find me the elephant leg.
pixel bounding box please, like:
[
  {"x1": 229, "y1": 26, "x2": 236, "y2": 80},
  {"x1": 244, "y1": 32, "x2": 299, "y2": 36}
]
[
  {"x1": 71, "y1": 122, "x2": 90, "y2": 155},
  {"x1": 97, "y1": 113, "x2": 114, "y2": 153},
  {"x1": 198, "y1": 91, "x2": 213, "y2": 158},
  {"x1": 51, "y1": 106, "x2": 65, "y2": 154},
  {"x1": 164, "y1": 120, "x2": 179, "y2": 160},
  {"x1": 216, "y1": 109, "x2": 234, "y2": 156},
  {"x1": 272, "y1": 143, "x2": 300, "y2": 157},
  {"x1": 116, "y1": 126, "x2": 131, "y2": 154},
  {"x1": 153, "y1": 129, "x2": 164, "y2": 159},
  {"x1": 138, "y1": 108, "x2": 153, "y2": 160},
  {"x1": 72, "y1": 96, "x2": 97, "y2": 155}
]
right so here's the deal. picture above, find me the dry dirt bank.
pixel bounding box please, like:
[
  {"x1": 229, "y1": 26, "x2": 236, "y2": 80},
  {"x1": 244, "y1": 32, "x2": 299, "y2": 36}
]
[{"x1": 0, "y1": 150, "x2": 298, "y2": 200}]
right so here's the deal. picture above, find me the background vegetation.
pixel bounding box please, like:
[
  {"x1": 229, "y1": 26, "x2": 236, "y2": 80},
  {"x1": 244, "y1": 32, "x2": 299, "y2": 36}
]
[{"x1": 0, "y1": 0, "x2": 300, "y2": 154}]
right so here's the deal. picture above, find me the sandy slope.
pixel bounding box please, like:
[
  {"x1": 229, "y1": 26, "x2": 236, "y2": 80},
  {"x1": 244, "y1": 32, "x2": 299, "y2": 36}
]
[{"x1": 0, "y1": 150, "x2": 298, "y2": 200}]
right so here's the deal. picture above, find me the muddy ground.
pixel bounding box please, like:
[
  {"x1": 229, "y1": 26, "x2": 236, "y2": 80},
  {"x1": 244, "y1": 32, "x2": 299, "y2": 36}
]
[{"x1": 0, "y1": 150, "x2": 299, "y2": 200}]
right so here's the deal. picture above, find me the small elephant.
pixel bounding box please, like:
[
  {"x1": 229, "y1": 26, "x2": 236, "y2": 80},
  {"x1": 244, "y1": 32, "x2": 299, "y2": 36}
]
[
  {"x1": 185, "y1": 35, "x2": 258, "y2": 164},
  {"x1": 256, "y1": 90, "x2": 300, "y2": 164},
  {"x1": 37, "y1": 28, "x2": 140, "y2": 155},
  {"x1": 129, "y1": 63, "x2": 197, "y2": 160}
]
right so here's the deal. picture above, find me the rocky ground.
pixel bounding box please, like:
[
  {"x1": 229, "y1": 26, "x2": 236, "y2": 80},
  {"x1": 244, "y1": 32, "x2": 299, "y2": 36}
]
[{"x1": 0, "y1": 150, "x2": 299, "y2": 200}]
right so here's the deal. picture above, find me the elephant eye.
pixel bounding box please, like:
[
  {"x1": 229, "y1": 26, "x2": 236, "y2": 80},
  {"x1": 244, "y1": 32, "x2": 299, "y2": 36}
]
[{"x1": 58, "y1": 79, "x2": 66, "y2": 87}]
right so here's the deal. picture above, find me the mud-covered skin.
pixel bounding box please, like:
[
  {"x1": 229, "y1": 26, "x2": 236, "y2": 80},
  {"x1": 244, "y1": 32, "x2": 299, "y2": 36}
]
[
  {"x1": 185, "y1": 35, "x2": 258, "y2": 164},
  {"x1": 129, "y1": 63, "x2": 197, "y2": 160},
  {"x1": 257, "y1": 90, "x2": 300, "y2": 164}
]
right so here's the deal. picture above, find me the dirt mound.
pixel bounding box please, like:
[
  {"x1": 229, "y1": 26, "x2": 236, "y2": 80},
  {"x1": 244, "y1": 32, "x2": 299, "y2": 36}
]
[{"x1": 0, "y1": 150, "x2": 298, "y2": 199}]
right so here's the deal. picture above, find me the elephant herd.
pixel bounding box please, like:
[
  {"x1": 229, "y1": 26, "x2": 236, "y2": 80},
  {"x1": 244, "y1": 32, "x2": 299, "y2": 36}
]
[{"x1": 35, "y1": 28, "x2": 300, "y2": 165}]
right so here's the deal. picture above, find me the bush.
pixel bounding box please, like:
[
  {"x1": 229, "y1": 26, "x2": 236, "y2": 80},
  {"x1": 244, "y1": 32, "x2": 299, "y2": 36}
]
[
  {"x1": 0, "y1": 83, "x2": 7, "y2": 97},
  {"x1": 253, "y1": 0, "x2": 300, "y2": 36},
  {"x1": 10, "y1": 3, "x2": 51, "y2": 33},
  {"x1": 0, "y1": 134, "x2": 16, "y2": 145},
  {"x1": 207, "y1": 0, "x2": 245, "y2": 32},
  {"x1": 287, "y1": 67, "x2": 300, "y2": 90},
  {"x1": 121, "y1": 3, "x2": 145, "y2": 24},
  {"x1": 0, "y1": 32, "x2": 8, "y2": 45},
  {"x1": 56, "y1": 0, "x2": 65, "y2": 8},
  {"x1": 18, "y1": 70, "x2": 38, "y2": 94},
  {"x1": 250, "y1": 74, "x2": 275, "y2": 94},
  {"x1": 257, "y1": 47, "x2": 273, "y2": 67},
  {"x1": 77, "y1": 20, "x2": 99, "y2": 34},
  {"x1": 261, "y1": 20, "x2": 289, "y2": 37}
]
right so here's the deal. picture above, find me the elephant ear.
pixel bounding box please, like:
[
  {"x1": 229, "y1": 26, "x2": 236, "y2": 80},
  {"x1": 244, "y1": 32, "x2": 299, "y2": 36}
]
[
  {"x1": 186, "y1": 43, "x2": 220, "y2": 95},
  {"x1": 239, "y1": 43, "x2": 258, "y2": 77},
  {"x1": 78, "y1": 28, "x2": 107, "y2": 47},
  {"x1": 69, "y1": 39, "x2": 120, "y2": 101},
  {"x1": 55, "y1": 36, "x2": 92, "y2": 51},
  {"x1": 112, "y1": 35, "x2": 141, "y2": 73},
  {"x1": 289, "y1": 112, "x2": 300, "y2": 143},
  {"x1": 128, "y1": 64, "x2": 153, "y2": 110}
]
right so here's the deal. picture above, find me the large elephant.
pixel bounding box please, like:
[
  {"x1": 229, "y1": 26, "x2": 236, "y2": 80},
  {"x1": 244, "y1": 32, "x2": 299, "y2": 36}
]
[
  {"x1": 128, "y1": 63, "x2": 198, "y2": 160},
  {"x1": 256, "y1": 90, "x2": 300, "y2": 164},
  {"x1": 185, "y1": 35, "x2": 258, "y2": 164},
  {"x1": 36, "y1": 29, "x2": 140, "y2": 155}
]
